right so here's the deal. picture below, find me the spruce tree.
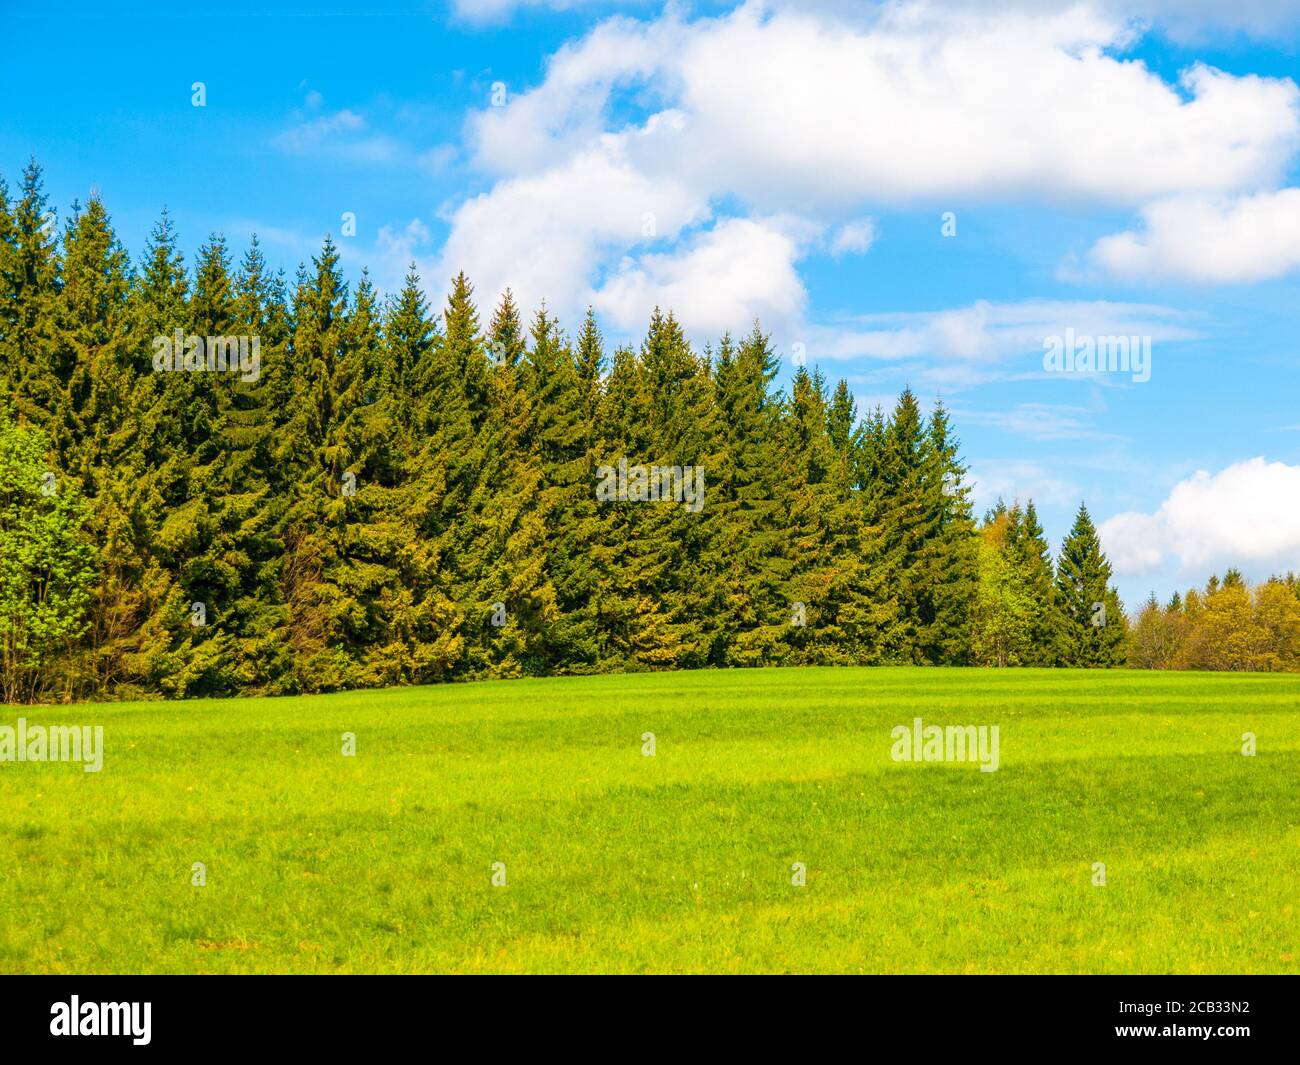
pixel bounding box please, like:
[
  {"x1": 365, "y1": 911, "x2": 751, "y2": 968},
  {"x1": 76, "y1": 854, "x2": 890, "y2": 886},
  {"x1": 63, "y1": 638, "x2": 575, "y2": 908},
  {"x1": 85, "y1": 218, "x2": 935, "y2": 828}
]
[
  {"x1": 592, "y1": 341, "x2": 679, "y2": 668},
  {"x1": 914, "y1": 401, "x2": 978, "y2": 664},
  {"x1": 6, "y1": 161, "x2": 62, "y2": 435},
  {"x1": 528, "y1": 304, "x2": 600, "y2": 671},
  {"x1": 1054, "y1": 503, "x2": 1127, "y2": 667},
  {"x1": 713, "y1": 326, "x2": 786, "y2": 665}
]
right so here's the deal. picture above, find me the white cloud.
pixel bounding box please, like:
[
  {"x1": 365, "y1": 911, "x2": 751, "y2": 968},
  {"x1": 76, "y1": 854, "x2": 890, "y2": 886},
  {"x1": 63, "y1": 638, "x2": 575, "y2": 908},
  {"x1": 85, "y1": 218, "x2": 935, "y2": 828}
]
[
  {"x1": 438, "y1": 0, "x2": 1300, "y2": 329},
  {"x1": 434, "y1": 137, "x2": 707, "y2": 318},
  {"x1": 829, "y1": 219, "x2": 876, "y2": 258},
  {"x1": 469, "y1": 15, "x2": 682, "y2": 177},
  {"x1": 1100, "y1": 457, "x2": 1300, "y2": 576},
  {"x1": 1087, "y1": 189, "x2": 1300, "y2": 282},
  {"x1": 593, "y1": 216, "x2": 808, "y2": 336},
  {"x1": 470, "y1": 2, "x2": 1300, "y2": 207}
]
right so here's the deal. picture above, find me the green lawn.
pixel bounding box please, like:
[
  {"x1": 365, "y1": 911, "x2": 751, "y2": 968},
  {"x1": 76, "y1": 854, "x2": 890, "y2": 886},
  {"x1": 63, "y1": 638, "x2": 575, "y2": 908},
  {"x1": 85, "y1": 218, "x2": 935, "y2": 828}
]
[{"x1": 1, "y1": 667, "x2": 1297, "y2": 973}]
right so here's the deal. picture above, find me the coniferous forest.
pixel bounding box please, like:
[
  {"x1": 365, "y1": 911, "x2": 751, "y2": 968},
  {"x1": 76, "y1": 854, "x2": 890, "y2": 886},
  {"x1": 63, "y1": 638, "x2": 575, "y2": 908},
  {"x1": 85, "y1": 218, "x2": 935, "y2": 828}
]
[{"x1": 4, "y1": 162, "x2": 1298, "y2": 703}]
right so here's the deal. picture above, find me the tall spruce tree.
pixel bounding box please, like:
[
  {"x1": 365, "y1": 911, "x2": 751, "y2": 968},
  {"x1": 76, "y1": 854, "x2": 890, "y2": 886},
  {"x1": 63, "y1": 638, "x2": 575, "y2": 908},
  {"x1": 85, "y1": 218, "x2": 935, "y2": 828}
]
[
  {"x1": 712, "y1": 326, "x2": 786, "y2": 664},
  {"x1": 1054, "y1": 503, "x2": 1127, "y2": 667},
  {"x1": 914, "y1": 402, "x2": 978, "y2": 664},
  {"x1": 5, "y1": 162, "x2": 62, "y2": 436}
]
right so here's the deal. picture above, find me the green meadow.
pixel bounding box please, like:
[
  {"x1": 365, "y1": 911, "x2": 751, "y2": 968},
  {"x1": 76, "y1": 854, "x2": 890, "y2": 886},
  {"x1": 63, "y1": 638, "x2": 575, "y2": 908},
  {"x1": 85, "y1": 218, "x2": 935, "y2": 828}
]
[{"x1": 1, "y1": 667, "x2": 1297, "y2": 974}]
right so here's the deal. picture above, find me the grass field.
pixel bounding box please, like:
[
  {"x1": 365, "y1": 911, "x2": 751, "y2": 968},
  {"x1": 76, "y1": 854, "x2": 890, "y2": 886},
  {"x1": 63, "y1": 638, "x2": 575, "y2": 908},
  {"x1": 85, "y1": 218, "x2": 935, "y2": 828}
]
[{"x1": 1, "y1": 667, "x2": 1297, "y2": 974}]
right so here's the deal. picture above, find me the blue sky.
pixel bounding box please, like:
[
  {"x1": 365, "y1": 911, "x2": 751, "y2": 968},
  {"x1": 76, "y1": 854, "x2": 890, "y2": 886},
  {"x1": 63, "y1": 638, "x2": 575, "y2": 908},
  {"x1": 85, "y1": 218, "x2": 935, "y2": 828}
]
[{"x1": 3, "y1": 0, "x2": 1300, "y2": 609}]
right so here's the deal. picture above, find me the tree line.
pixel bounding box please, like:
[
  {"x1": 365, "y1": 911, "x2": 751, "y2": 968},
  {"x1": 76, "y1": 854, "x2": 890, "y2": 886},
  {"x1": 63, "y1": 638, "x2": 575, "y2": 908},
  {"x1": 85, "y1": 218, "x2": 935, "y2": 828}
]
[{"x1": 0, "y1": 162, "x2": 1285, "y2": 703}]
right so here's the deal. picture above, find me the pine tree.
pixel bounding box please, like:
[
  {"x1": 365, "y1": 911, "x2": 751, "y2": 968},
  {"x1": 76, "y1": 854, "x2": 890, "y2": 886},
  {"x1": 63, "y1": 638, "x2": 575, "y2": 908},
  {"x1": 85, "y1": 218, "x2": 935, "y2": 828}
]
[
  {"x1": 527, "y1": 304, "x2": 600, "y2": 671},
  {"x1": 876, "y1": 388, "x2": 931, "y2": 662},
  {"x1": 0, "y1": 172, "x2": 16, "y2": 423},
  {"x1": 382, "y1": 265, "x2": 435, "y2": 428},
  {"x1": 5, "y1": 161, "x2": 62, "y2": 435},
  {"x1": 278, "y1": 237, "x2": 358, "y2": 690},
  {"x1": 53, "y1": 195, "x2": 145, "y2": 698},
  {"x1": 1054, "y1": 503, "x2": 1127, "y2": 667},
  {"x1": 778, "y1": 368, "x2": 897, "y2": 664},
  {"x1": 712, "y1": 325, "x2": 787, "y2": 665},
  {"x1": 222, "y1": 235, "x2": 292, "y2": 691},
  {"x1": 913, "y1": 401, "x2": 978, "y2": 664},
  {"x1": 463, "y1": 295, "x2": 554, "y2": 677},
  {"x1": 592, "y1": 341, "x2": 679, "y2": 668},
  {"x1": 95, "y1": 209, "x2": 192, "y2": 697},
  {"x1": 638, "y1": 308, "x2": 723, "y2": 667},
  {"x1": 377, "y1": 266, "x2": 461, "y2": 683},
  {"x1": 408, "y1": 273, "x2": 490, "y2": 676}
]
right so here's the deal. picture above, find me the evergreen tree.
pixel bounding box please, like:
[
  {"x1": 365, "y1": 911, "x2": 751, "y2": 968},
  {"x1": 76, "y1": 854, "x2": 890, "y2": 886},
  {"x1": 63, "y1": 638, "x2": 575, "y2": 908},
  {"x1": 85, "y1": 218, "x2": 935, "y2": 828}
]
[
  {"x1": 638, "y1": 308, "x2": 723, "y2": 667},
  {"x1": 527, "y1": 304, "x2": 600, "y2": 671},
  {"x1": 4, "y1": 161, "x2": 62, "y2": 435},
  {"x1": 1054, "y1": 503, "x2": 1127, "y2": 667},
  {"x1": 778, "y1": 368, "x2": 897, "y2": 664},
  {"x1": 712, "y1": 326, "x2": 787, "y2": 665},
  {"x1": 913, "y1": 401, "x2": 978, "y2": 664},
  {"x1": 592, "y1": 341, "x2": 680, "y2": 668}
]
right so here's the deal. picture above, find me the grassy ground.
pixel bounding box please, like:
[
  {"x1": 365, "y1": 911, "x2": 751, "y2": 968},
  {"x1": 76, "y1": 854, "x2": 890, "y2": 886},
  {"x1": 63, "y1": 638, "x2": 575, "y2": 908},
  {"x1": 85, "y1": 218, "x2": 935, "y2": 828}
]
[{"x1": 1, "y1": 667, "x2": 1297, "y2": 973}]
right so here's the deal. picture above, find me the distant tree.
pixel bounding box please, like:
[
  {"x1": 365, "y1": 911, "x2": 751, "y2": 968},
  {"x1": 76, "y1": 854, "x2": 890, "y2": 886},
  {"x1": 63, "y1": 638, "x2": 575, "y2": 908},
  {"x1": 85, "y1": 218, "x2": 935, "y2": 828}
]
[
  {"x1": 1127, "y1": 593, "x2": 1185, "y2": 669},
  {"x1": 1054, "y1": 503, "x2": 1127, "y2": 667}
]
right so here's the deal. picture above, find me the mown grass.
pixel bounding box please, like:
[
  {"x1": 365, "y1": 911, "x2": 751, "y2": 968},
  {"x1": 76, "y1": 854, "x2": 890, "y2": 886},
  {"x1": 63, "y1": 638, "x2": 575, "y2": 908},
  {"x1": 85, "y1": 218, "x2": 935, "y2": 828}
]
[{"x1": 1, "y1": 667, "x2": 1297, "y2": 973}]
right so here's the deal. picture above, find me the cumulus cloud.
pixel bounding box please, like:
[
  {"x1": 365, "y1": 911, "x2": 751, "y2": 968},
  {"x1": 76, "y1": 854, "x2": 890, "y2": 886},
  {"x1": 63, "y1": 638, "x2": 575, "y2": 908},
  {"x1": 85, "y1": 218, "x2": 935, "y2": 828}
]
[
  {"x1": 593, "y1": 216, "x2": 808, "y2": 336},
  {"x1": 440, "y1": 0, "x2": 1300, "y2": 324},
  {"x1": 434, "y1": 136, "x2": 707, "y2": 318},
  {"x1": 469, "y1": 3, "x2": 1299, "y2": 205},
  {"x1": 1087, "y1": 189, "x2": 1300, "y2": 282},
  {"x1": 1099, "y1": 458, "x2": 1300, "y2": 576}
]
